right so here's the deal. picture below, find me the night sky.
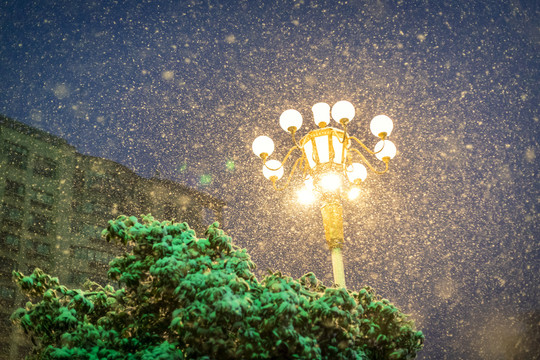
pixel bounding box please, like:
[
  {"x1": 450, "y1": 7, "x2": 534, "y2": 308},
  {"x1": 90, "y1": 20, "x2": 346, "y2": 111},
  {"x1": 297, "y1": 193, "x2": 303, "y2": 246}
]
[{"x1": 1, "y1": 1, "x2": 539, "y2": 358}]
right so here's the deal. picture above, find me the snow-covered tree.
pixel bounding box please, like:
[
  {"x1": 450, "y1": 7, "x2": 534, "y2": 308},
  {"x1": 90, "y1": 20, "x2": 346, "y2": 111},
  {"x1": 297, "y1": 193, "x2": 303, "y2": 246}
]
[{"x1": 12, "y1": 215, "x2": 424, "y2": 359}]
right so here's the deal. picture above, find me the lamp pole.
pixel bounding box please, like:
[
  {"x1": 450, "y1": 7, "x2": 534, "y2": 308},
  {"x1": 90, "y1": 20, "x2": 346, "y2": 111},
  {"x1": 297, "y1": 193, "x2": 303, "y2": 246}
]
[
  {"x1": 252, "y1": 101, "x2": 397, "y2": 287},
  {"x1": 320, "y1": 195, "x2": 346, "y2": 287}
]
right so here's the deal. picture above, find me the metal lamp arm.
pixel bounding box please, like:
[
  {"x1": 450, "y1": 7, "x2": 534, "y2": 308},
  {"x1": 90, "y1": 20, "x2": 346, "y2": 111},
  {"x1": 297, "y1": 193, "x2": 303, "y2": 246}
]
[
  {"x1": 291, "y1": 130, "x2": 302, "y2": 149},
  {"x1": 349, "y1": 136, "x2": 386, "y2": 155},
  {"x1": 341, "y1": 123, "x2": 348, "y2": 144},
  {"x1": 350, "y1": 147, "x2": 389, "y2": 175},
  {"x1": 341, "y1": 124, "x2": 348, "y2": 164},
  {"x1": 272, "y1": 155, "x2": 305, "y2": 191},
  {"x1": 263, "y1": 144, "x2": 300, "y2": 171},
  {"x1": 301, "y1": 157, "x2": 311, "y2": 181}
]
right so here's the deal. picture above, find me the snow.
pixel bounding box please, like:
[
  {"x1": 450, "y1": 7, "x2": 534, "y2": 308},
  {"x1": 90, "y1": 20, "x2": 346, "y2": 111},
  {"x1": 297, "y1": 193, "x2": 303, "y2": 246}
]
[{"x1": 0, "y1": 1, "x2": 538, "y2": 358}]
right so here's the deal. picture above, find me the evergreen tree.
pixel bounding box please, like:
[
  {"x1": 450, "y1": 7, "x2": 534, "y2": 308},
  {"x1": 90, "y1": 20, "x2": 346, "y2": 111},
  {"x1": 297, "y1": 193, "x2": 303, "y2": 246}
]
[{"x1": 12, "y1": 215, "x2": 424, "y2": 359}]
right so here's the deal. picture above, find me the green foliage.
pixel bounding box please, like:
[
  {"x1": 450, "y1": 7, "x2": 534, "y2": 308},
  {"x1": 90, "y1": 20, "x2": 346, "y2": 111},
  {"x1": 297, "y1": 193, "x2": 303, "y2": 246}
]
[{"x1": 12, "y1": 214, "x2": 424, "y2": 359}]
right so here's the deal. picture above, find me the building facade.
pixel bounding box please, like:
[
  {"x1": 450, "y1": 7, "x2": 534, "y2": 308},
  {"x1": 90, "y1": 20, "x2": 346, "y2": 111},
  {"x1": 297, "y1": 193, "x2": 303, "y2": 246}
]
[{"x1": 0, "y1": 115, "x2": 225, "y2": 359}]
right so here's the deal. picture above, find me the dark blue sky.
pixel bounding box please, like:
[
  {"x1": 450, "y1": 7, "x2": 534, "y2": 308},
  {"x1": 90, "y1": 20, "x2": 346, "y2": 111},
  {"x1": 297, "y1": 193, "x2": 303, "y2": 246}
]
[{"x1": 1, "y1": 1, "x2": 539, "y2": 358}]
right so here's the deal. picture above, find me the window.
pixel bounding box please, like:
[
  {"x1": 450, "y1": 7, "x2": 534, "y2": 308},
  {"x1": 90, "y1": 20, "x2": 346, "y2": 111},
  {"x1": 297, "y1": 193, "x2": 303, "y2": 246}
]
[
  {"x1": 28, "y1": 212, "x2": 54, "y2": 236},
  {"x1": 107, "y1": 187, "x2": 126, "y2": 204},
  {"x1": 0, "y1": 256, "x2": 15, "y2": 273},
  {"x1": 1, "y1": 232, "x2": 20, "y2": 251},
  {"x1": 0, "y1": 285, "x2": 16, "y2": 306},
  {"x1": 26, "y1": 241, "x2": 51, "y2": 258},
  {"x1": 68, "y1": 272, "x2": 88, "y2": 285},
  {"x1": 85, "y1": 172, "x2": 107, "y2": 190},
  {"x1": 33, "y1": 156, "x2": 57, "y2": 178},
  {"x1": 3, "y1": 141, "x2": 28, "y2": 169},
  {"x1": 5, "y1": 179, "x2": 25, "y2": 199},
  {"x1": 34, "y1": 242, "x2": 51, "y2": 256},
  {"x1": 73, "y1": 246, "x2": 89, "y2": 260},
  {"x1": 1, "y1": 203, "x2": 23, "y2": 227},
  {"x1": 82, "y1": 224, "x2": 102, "y2": 238},
  {"x1": 82, "y1": 201, "x2": 94, "y2": 214},
  {"x1": 29, "y1": 188, "x2": 54, "y2": 210},
  {"x1": 70, "y1": 221, "x2": 82, "y2": 234},
  {"x1": 72, "y1": 246, "x2": 115, "y2": 265}
]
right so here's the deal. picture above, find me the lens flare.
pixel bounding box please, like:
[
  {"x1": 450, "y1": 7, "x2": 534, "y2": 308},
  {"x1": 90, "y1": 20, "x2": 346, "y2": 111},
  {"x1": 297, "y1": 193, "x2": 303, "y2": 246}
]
[
  {"x1": 319, "y1": 173, "x2": 342, "y2": 192},
  {"x1": 297, "y1": 187, "x2": 316, "y2": 205}
]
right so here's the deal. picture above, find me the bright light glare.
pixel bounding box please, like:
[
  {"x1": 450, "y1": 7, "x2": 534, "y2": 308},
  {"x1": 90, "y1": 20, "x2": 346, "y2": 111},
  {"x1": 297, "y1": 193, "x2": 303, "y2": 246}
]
[
  {"x1": 348, "y1": 187, "x2": 361, "y2": 200},
  {"x1": 297, "y1": 187, "x2": 316, "y2": 205},
  {"x1": 298, "y1": 178, "x2": 316, "y2": 204},
  {"x1": 319, "y1": 173, "x2": 342, "y2": 191}
]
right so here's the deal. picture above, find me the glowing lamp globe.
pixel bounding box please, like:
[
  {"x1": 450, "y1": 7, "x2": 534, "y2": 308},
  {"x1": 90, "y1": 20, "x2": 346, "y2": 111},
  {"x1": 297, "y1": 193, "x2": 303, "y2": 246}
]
[
  {"x1": 331, "y1": 101, "x2": 355, "y2": 124},
  {"x1": 279, "y1": 109, "x2": 303, "y2": 133},
  {"x1": 262, "y1": 159, "x2": 284, "y2": 180},
  {"x1": 348, "y1": 187, "x2": 361, "y2": 200},
  {"x1": 370, "y1": 115, "x2": 394, "y2": 138},
  {"x1": 374, "y1": 140, "x2": 397, "y2": 161},
  {"x1": 252, "y1": 136, "x2": 274, "y2": 158},
  {"x1": 347, "y1": 163, "x2": 368, "y2": 183},
  {"x1": 312, "y1": 102, "x2": 331, "y2": 128}
]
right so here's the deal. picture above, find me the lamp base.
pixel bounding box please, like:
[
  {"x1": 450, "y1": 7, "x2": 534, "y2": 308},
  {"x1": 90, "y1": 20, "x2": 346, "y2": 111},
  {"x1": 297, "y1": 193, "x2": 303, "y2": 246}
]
[
  {"x1": 320, "y1": 198, "x2": 346, "y2": 287},
  {"x1": 320, "y1": 199, "x2": 344, "y2": 250}
]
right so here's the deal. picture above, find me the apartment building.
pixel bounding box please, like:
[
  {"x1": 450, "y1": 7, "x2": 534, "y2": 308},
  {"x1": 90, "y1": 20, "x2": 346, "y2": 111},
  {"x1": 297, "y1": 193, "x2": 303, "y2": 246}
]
[{"x1": 0, "y1": 115, "x2": 225, "y2": 359}]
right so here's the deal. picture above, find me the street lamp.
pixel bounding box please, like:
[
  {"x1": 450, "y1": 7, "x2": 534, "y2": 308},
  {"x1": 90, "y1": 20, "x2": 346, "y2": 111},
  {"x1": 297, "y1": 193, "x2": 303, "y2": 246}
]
[{"x1": 252, "y1": 101, "x2": 397, "y2": 287}]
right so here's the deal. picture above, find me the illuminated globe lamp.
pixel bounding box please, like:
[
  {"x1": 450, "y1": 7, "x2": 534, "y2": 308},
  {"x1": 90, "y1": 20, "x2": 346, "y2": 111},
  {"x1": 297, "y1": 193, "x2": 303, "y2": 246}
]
[{"x1": 252, "y1": 101, "x2": 397, "y2": 288}]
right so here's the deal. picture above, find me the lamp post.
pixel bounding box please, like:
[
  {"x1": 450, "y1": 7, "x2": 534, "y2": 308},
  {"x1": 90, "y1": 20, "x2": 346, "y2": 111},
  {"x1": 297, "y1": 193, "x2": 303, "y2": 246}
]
[{"x1": 252, "y1": 101, "x2": 397, "y2": 287}]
